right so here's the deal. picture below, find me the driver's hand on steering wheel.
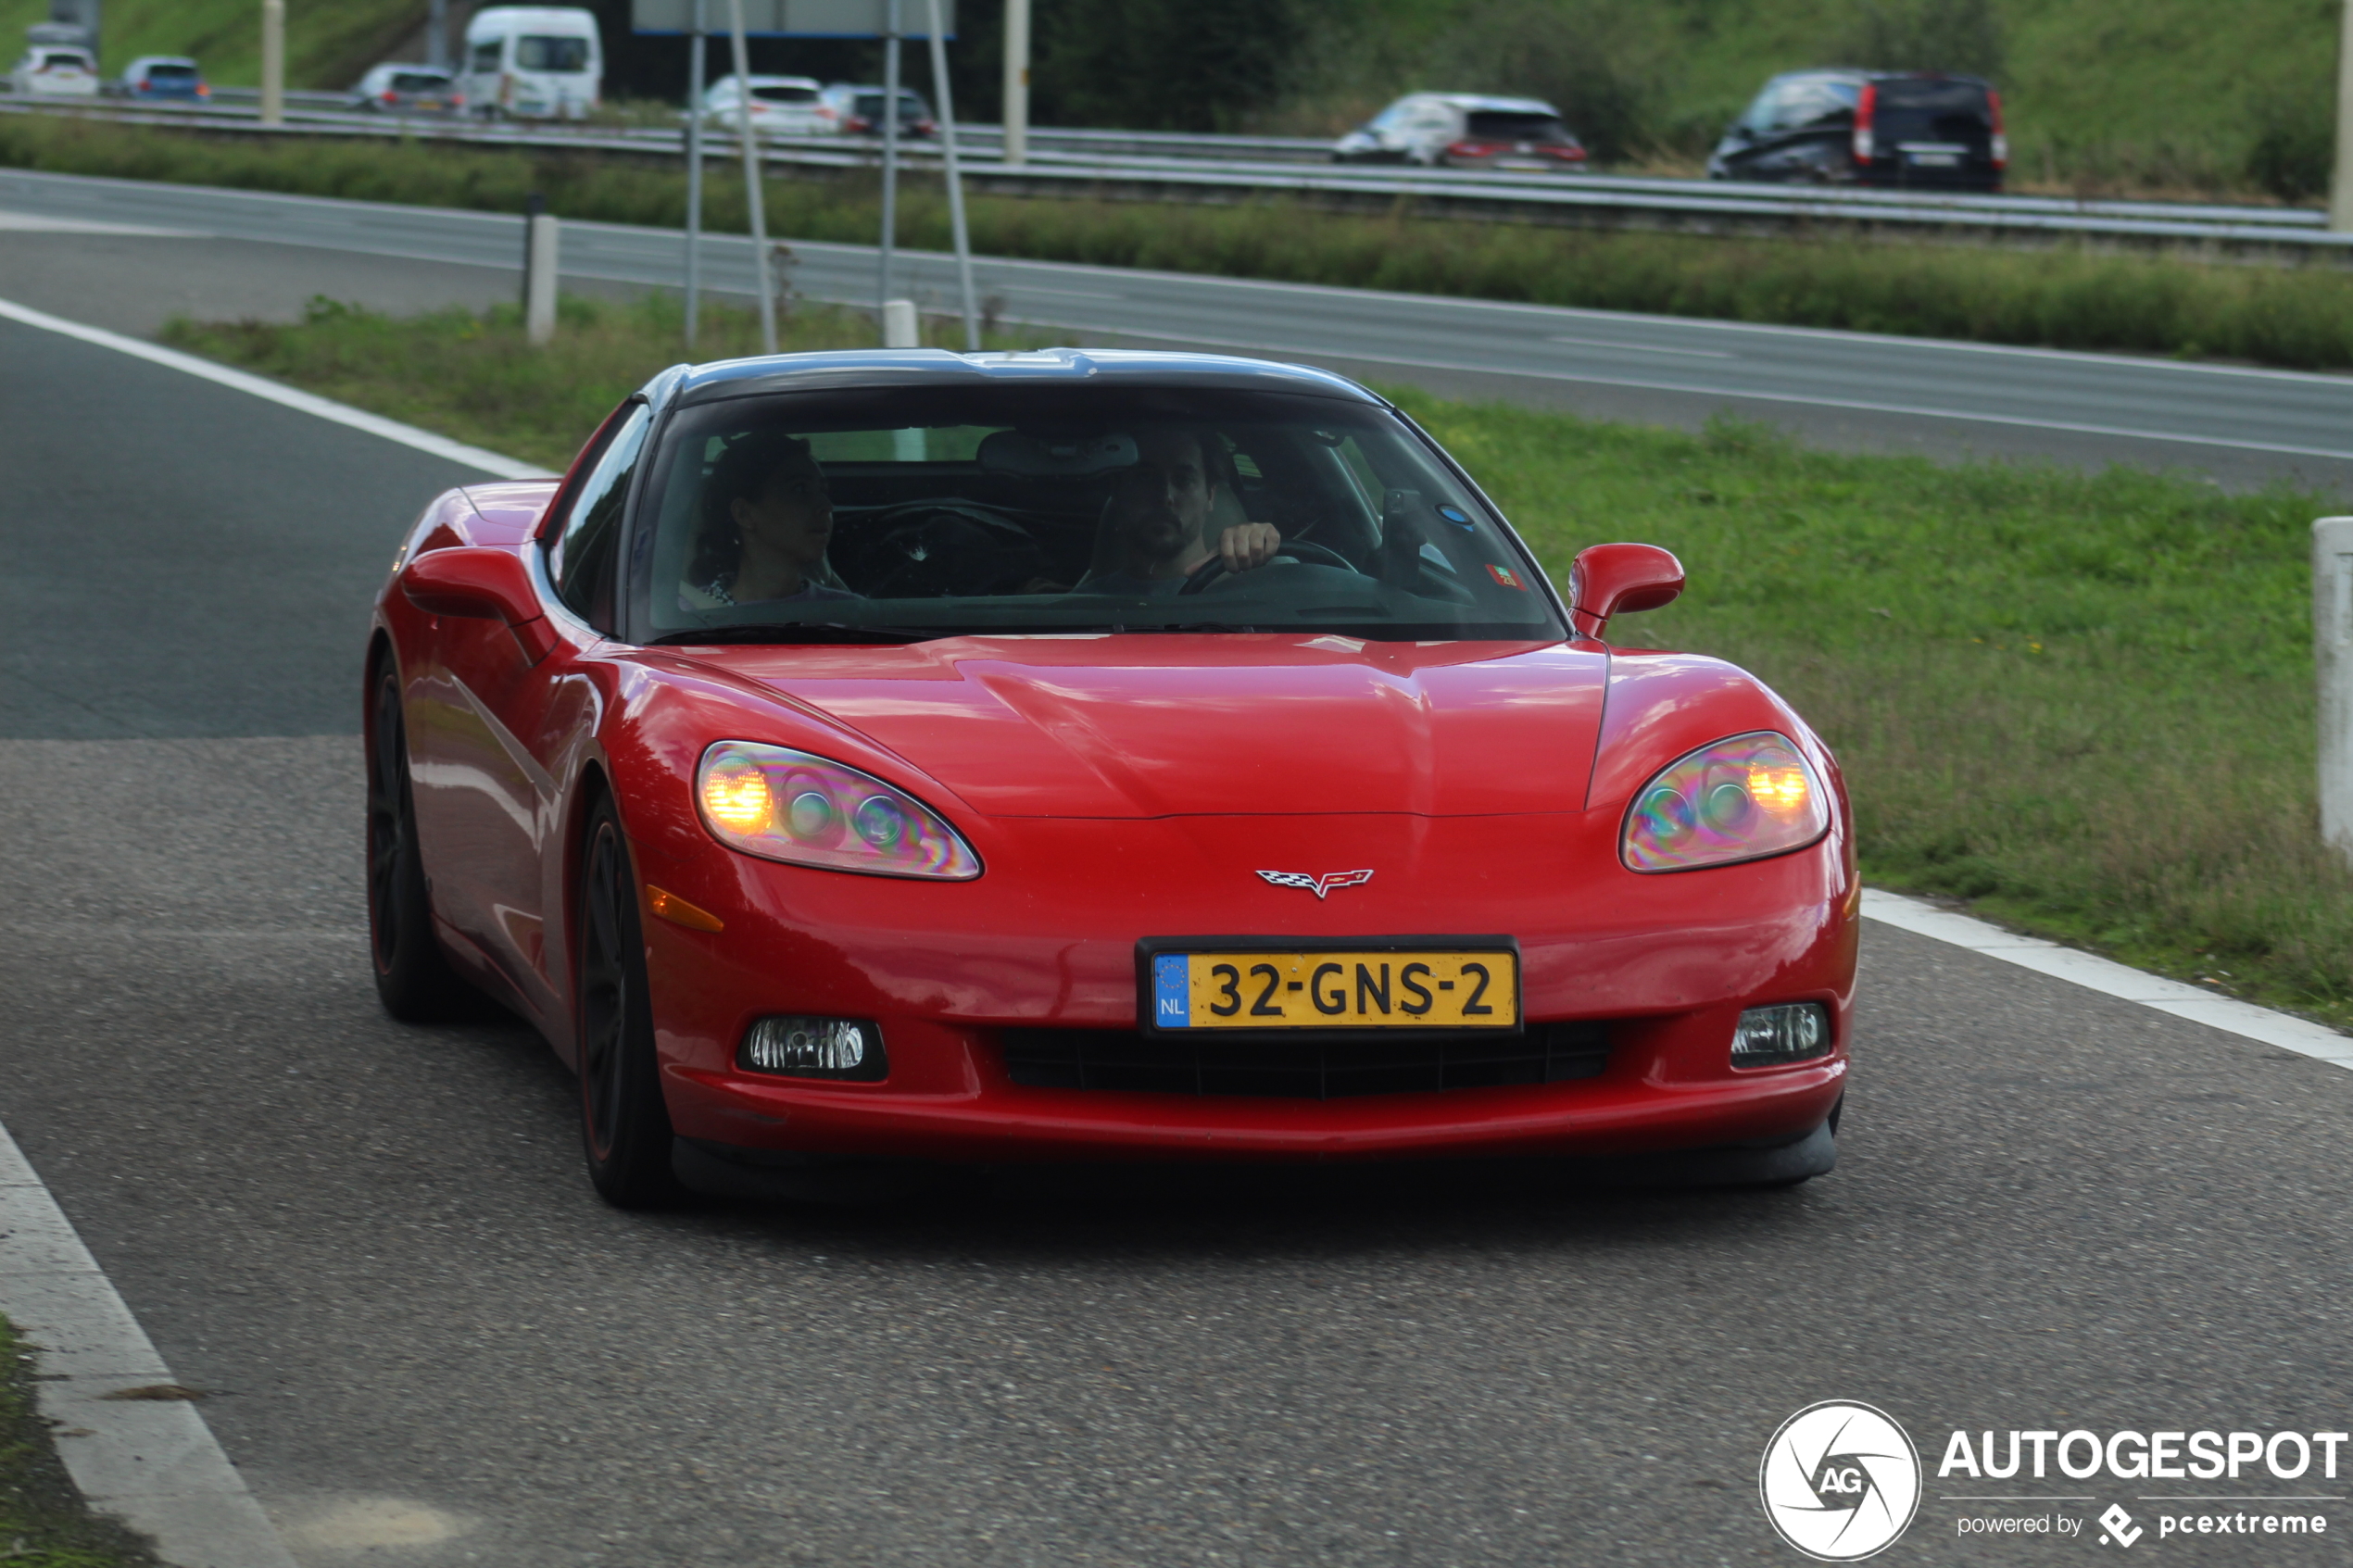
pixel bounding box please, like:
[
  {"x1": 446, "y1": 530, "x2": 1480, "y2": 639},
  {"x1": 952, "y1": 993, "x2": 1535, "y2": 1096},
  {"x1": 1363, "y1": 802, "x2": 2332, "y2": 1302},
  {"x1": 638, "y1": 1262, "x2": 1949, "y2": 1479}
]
[{"x1": 1216, "y1": 522, "x2": 1282, "y2": 573}]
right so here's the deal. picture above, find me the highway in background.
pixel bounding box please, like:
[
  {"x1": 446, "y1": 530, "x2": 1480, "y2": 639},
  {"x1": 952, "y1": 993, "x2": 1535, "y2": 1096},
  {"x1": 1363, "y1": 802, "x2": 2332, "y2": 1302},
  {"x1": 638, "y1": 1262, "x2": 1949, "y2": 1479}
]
[
  {"x1": 6, "y1": 165, "x2": 2353, "y2": 494},
  {"x1": 8, "y1": 98, "x2": 2338, "y2": 259},
  {"x1": 6, "y1": 302, "x2": 2353, "y2": 1565}
]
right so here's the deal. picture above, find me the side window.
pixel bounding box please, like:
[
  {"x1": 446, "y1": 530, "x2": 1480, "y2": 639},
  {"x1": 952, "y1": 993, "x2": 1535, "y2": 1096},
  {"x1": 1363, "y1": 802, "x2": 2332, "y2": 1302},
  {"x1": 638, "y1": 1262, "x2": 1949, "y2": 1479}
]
[
  {"x1": 549, "y1": 403, "x2": 651, "y2": 632},
  {"x1": 469, "y1": 39, "x2": 501, "y2": 73}
]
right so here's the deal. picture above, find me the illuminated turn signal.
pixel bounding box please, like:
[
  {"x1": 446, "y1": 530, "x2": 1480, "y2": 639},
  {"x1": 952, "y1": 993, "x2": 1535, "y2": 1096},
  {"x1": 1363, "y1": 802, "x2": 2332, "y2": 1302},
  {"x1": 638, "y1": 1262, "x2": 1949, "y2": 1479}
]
[
  {"x1": 701, "y1": 759, "x2": 772, "y2": 832},
  {"x1": 1748, "y1": 765, "x2": 1811, "y2": 815}
]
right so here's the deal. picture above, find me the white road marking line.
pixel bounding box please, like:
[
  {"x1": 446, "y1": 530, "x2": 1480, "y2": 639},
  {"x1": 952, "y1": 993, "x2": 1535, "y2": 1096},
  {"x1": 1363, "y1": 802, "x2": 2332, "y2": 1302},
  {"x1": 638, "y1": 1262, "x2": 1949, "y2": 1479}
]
[
  {"x1": 0, "y1": 1121, "x2": 300, "y2": 1568},
  {"x1": 1549, "y1": 334, "x2": 1735, "y2": 359},
  {"x1": 0, "y1": 295, "x2": 552, "y2": 481},
  {"x1": 0, "y1": 208, "x2": 203, "y2": 235},
  {"x1": 1862, "y1": 888, "x2": 2353, "y2": 1066}
]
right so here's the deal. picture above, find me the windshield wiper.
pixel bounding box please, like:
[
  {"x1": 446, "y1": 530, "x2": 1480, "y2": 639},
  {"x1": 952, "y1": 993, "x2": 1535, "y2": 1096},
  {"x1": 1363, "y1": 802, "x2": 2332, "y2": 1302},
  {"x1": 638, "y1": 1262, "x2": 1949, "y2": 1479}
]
[{"x1": 648, "y1": 622, "x2": 942, "y2": 646}]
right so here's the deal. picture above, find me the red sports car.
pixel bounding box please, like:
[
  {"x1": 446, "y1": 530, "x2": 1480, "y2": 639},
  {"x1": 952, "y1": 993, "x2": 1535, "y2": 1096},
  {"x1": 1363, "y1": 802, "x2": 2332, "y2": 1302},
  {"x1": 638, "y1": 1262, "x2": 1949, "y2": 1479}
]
[{"x1": 367, "y1": 349, "x2": 1855, "y2": 1205}]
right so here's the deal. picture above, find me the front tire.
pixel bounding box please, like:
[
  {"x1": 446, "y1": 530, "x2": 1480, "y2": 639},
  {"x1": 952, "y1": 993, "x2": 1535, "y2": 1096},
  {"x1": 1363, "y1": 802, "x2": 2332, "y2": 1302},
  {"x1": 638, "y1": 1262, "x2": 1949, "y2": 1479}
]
[
  {"x1": 366, "y1": 663, "x2": 484, "y2": 1021},
  {"x1": 574, "y1": 796, "x2": 685, "y2": 1207}
]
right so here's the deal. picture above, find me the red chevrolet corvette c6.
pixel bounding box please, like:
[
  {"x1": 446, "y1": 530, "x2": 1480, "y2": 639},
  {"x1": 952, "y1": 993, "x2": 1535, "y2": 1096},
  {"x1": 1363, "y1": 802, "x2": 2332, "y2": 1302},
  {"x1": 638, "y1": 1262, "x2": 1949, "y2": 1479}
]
[{"x1": 365, "y1": 349, "x2": 1856, "y2": 1205}]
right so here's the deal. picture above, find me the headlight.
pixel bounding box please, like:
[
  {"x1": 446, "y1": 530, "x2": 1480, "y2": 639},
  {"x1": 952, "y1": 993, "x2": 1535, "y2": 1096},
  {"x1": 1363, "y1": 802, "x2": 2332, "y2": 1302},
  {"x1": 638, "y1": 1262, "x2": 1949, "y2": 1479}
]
[
  {"x1": 1621, "y1": 731, "x2": 1829, "y2": 872},
  {"x1": 695, "y1": 741, "x2": 981, "y2": 880}
]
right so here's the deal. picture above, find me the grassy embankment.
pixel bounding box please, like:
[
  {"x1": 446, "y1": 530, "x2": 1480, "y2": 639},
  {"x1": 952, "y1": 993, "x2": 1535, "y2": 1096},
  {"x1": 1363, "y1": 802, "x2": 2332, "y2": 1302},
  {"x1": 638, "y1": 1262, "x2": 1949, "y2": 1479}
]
[
  {"x1": 17, "y1": 114, "x2": 2353, "y2": 370},
  {"x1": 0, "y1": 1316, "x2": 156, "y2": 1568},
  {"x1": 165, "y1": 294, "x2": 2353, "y2": 1026}
]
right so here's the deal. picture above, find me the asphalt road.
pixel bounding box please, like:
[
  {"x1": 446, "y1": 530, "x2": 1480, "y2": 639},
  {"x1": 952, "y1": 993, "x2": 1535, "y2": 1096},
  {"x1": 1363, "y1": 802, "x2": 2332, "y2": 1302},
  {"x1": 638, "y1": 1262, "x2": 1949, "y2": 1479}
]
[
  {"x1": 6, "y1": 165, "x2": 2353, "y2": 495},
  {"x1": 6, "y1": 304, "x2": 2353, "y2": 1565}
]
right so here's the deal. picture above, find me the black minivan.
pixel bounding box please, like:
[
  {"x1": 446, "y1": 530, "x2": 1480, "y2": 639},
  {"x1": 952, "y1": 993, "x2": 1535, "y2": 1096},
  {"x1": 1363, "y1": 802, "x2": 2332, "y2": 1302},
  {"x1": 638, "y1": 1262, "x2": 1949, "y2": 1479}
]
[{"x1": 1706, "y1": 71, "x2": 2005, "y2": 192}]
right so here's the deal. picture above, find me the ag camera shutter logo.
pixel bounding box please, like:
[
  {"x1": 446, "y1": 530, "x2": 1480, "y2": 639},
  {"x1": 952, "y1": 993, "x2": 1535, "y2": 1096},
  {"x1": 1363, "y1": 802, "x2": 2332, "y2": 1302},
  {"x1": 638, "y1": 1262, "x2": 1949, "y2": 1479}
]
[{"x1": 1760, "y1": 1400, "x2": 1922, "y2": 1560}]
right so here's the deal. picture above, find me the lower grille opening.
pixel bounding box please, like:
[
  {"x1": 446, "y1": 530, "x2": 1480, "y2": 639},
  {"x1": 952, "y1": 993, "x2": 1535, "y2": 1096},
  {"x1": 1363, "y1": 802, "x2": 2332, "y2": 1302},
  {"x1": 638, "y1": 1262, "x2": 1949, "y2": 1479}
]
[{"x1": 1001, "y1": 1021, "x2": 1611, "y2": 1099}]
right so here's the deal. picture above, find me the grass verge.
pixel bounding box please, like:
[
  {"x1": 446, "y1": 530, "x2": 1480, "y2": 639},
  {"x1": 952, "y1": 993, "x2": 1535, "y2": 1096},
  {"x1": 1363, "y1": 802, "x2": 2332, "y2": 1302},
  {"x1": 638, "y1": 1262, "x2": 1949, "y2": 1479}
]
[
  {"x1": 170, "y1": 295, "x2": 2353, "y2": 1028},
  {"x1": 0, "y1": 1316, "x2": 157, "y2": 1567},
  {"x1": 162, "y1": 293, "x2": 1048, "y2": 471},
  {"x1": 19, "y1": 113, "x2": 2353, "y2": 370}
]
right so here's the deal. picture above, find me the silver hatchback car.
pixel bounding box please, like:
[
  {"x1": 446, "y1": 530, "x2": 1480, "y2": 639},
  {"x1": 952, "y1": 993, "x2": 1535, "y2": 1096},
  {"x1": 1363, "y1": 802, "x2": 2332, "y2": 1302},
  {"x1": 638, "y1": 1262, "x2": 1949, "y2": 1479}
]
[{"x1": 1332, "y1": 93, "x2": 1587, "y2": 171}]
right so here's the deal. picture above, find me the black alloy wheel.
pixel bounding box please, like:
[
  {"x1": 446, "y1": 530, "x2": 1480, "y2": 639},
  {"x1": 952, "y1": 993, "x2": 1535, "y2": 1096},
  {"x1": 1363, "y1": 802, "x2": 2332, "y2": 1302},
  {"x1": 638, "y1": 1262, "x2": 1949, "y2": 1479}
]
[
  {"x1": 366, "y1": 663, "x2": 482, "y2": 1021},
  {"x1": 575, "y1": 797, "x2": 686, "y2": 1207}
]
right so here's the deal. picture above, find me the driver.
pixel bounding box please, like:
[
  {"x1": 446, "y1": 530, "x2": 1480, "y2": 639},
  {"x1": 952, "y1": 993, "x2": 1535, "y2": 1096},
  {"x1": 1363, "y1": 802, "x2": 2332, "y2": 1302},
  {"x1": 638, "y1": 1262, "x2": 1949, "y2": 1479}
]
[{"x1": 1075, "y1": 429, "x2": 1281, "y2": 596}]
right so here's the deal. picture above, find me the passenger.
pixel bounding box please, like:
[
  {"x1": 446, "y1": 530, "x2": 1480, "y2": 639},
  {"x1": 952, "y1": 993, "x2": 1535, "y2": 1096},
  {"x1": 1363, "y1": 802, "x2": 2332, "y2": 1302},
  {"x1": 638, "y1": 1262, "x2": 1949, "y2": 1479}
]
[
  {"x1": 684, "y1": 433, "x2": 859, "y2": 608},
  {"x1": 1076, "y1": 428, "x2": 1280, "y2": 596}
]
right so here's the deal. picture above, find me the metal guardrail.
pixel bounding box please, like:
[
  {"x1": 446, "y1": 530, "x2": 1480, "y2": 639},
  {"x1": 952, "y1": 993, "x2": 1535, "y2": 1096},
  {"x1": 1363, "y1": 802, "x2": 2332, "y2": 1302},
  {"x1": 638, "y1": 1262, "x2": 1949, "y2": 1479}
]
[{"x1": 2, "y1": 95, "x2": 2341, "y2": 259}]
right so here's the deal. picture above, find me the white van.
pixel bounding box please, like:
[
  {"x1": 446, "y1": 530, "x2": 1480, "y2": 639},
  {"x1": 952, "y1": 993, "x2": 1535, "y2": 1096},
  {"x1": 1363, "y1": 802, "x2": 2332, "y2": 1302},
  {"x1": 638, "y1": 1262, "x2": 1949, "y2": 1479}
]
[{"x1": 461, "y1": 6, "x2": 601, "y2": 120}]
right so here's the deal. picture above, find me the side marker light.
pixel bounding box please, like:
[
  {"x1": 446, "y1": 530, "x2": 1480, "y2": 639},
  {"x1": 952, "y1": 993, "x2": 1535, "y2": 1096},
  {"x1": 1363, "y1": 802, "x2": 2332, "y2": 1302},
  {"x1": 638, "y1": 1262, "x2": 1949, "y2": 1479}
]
[{"x1": 646, "y1": 885, "x2": 724, "y2": 933}]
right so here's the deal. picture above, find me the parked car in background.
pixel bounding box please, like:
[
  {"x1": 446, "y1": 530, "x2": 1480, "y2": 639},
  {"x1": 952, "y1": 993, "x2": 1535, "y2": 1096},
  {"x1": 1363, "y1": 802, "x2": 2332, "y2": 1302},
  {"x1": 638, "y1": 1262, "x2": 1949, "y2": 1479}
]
[
  {"x1": 699, "y1": 74, "x2": 825, "y2": 136},
  {"x1": 816, "y1": 82, "x2": 935, "y2": 137},
  {"x1": 461, "y1": 6, "x2": 600, "y2": 120},
  {"x1": 350, "y1": 63, "x2": 460, "y2": 113},
  {"x1": 1708, "y1": 70, "x2": 2005, "y2": 191},
  {"x1": 114, "y1": 56, "x2": 208, "y2": 100},
  {"x1": 7, "y1": 45, "x2": 99, "y2": 97},
  {"x1": 1332, "y1": 94, "x2": 1587, "y2": 170}
]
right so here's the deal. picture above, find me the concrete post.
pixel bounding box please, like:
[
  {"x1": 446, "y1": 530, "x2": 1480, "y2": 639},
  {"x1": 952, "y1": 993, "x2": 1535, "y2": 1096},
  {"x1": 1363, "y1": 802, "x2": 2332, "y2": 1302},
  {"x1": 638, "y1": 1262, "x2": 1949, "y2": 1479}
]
[
  {"x1": 1000, "y1": 0, "x2": 1029, "y2": 167},
  {"x1": 2334, "y1": 0, "x2": 2353, "y2": 231},
  {"x1": 525, "y1": 213, "x2": 560, "y2": 345},
  {"x1": 881, "y1": 298, "x2": 920, "y2": 347},
  {"x1": 2315, "y1": 518, "x2": 2353, "y2": 855},
  {"x1": 259, "y1": 0, "x2": 284, "y2": 127}
]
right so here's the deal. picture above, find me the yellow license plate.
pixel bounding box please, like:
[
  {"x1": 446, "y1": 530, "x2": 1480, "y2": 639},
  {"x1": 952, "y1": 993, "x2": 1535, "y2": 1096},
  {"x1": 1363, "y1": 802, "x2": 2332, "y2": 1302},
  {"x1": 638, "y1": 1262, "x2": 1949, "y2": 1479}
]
[{"x1": 1146, "y1": 947, "x2": 1519, "y2": 1031}]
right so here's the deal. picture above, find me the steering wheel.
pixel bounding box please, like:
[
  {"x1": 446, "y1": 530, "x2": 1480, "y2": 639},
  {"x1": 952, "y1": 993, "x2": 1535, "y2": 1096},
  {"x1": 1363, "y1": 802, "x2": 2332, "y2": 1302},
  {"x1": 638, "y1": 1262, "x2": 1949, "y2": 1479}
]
[{"x1": 1179, "y1": 539, "x2": 1360, "y2": 595}]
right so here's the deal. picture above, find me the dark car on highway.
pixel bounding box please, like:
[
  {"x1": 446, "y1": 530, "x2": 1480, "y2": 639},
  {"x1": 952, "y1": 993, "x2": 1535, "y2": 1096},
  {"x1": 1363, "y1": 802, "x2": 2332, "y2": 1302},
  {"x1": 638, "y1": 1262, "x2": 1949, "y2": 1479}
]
[{"x1": 1707, "y1": 70, "x2": 2004, "y2": 192}]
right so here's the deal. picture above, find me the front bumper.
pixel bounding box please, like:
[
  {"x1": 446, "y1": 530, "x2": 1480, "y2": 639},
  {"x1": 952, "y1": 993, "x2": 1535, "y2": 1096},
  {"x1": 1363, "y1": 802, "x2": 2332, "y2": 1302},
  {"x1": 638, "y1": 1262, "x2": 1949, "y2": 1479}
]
[{"x1": 632, "y1": 811, "x2": 1857, "y2": 1165}]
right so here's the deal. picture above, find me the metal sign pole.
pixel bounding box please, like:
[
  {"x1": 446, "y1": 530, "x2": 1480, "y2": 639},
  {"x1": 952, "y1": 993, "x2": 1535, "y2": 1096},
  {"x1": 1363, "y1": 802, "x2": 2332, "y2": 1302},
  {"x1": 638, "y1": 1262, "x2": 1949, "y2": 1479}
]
[
  {"x1": 726, "y1": 0, "x2": 777, "y2": 354},
  {"x1": 684, "y1": 0, "x2": 706, "y2": 351},
  {"x1": 1000, "y1": 0, "x2": 1028, "y2": 167},
  {"x1": 925, "y1": 0, "x2": 979, "y2": 350},
  {"x1": 877, "y1": 0, "x2": 903, "y2": 334}
]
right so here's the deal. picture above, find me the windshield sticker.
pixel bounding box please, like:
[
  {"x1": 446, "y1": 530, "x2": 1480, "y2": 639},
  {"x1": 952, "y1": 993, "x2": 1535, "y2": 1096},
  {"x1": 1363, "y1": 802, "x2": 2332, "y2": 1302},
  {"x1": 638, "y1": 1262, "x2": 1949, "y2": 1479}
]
[{"x1": 1486, "y1": 564, "x2": 1528, "y2": 590}]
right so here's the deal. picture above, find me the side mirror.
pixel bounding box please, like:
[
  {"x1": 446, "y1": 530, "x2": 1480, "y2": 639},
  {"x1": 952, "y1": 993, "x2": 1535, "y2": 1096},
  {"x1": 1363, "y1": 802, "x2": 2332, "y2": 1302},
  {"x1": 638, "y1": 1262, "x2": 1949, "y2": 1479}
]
[
  {"x1": 399, "y1": 546, "x2": 559, "y2": 660},
  {"x1": 1568, "y1": 543, "x2": 1684, "y2": 641}
]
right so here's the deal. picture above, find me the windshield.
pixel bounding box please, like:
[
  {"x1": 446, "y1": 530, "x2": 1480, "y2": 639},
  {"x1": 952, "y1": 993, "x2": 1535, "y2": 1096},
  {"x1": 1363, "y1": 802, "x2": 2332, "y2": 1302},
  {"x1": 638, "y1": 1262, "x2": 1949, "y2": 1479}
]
[
  {"x1": 753, "y1": 83, "x2": 817, "y2": 103},
  {"x1": 145, "y1": 63, "x2": 197, "y2": 79},
  {"x1": 631, "y1": 383, "x2": 1562, "y2": 644},
  {"x1": 391, "y1": 71, "x2": 450, "y2": 91},
  {"x1": 516, "y1": 35, "x2": 590, "y2": 71}
]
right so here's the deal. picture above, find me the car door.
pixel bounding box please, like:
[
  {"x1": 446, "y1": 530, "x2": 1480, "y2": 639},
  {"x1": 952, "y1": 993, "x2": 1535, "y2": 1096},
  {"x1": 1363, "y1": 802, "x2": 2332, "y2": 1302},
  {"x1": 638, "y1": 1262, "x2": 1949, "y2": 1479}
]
[{"x1": 408, "y1": 404, "x2": 649, "y2": 1022}]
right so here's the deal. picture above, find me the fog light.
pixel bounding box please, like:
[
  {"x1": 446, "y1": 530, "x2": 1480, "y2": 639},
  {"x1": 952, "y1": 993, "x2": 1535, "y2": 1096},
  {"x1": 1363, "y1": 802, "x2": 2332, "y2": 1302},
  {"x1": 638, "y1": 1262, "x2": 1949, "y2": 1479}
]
[
  {"x1": 1731, "y1": 1003, "x2": 1831, "y2": 1068},
  {"x1": 739, "y1": 1016, "x2": 887, "y2": 1081}
]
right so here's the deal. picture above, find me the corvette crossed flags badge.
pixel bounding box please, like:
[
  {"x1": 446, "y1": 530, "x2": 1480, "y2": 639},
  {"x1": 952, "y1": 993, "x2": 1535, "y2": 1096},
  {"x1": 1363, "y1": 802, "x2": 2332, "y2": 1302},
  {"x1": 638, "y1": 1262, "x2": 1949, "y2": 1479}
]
[{"x1": 1255, "y1": 869, "x2": 1376, "y2": 899}]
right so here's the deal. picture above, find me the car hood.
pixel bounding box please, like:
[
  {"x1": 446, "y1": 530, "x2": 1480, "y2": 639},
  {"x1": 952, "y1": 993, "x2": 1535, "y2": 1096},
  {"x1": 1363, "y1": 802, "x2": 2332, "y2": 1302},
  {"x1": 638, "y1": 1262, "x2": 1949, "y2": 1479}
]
[{"x1": 690, "y1": 635, "x2": 1607, "y2": 819}]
